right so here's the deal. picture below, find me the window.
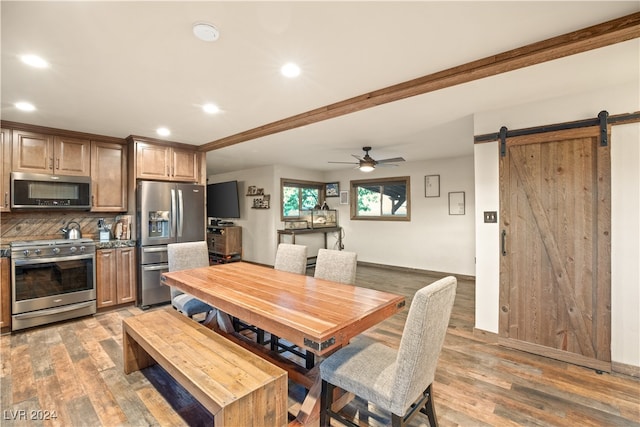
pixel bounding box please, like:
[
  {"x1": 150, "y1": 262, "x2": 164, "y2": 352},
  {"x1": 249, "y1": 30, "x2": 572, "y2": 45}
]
[
  {"x1": 350, "y1": 176, "x2": 410, "y2": 221},
  {"x1": 281, "y1": 178, "x2": 325, "y2": 219}
]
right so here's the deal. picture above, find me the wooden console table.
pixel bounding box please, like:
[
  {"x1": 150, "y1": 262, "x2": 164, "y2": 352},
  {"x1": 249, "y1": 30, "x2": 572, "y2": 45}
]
[{"x1": 277, "y1": 226, "x2": 342, "y2": 250}]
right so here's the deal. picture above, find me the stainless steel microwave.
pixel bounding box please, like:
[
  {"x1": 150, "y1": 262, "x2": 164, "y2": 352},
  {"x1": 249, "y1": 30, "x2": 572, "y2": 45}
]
[{"x1": 11, "y1": 172, "x2": 91, "y2": 209}]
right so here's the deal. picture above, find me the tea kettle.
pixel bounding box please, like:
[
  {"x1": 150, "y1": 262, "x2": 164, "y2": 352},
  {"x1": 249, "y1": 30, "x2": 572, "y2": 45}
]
[{"x1": 60, "y1": 221, "x2": 83, "y2": 239}]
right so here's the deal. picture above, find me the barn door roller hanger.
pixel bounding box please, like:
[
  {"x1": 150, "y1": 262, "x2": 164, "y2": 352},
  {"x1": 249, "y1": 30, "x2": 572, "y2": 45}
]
[{"x1": 498, "y1": 110, "x2": 612, "y2": 157}]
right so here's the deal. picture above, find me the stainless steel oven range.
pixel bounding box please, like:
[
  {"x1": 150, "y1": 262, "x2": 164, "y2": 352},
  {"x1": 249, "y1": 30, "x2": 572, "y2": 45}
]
[{"x1": 10, "y1": 238, "x2": 96, "y2": 331}]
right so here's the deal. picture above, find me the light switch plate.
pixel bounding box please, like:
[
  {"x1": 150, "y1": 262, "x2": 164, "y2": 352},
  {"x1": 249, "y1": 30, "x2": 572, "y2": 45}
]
[{"x1": 484, "y1": 211, "x2": 497, "y2": 223}]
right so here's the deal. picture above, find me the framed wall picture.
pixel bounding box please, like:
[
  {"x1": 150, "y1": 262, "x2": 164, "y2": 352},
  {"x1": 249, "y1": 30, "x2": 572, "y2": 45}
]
[
  {"x1": 425, "y1": 175, "x2": 440, "y2": 197},
  {"x1": 326, "y1": 182, "x2": 339, "y2": 197},
  {"x1": 448, "y1": 191, "x2": 465, "y2": 215},
  {"x1": 339, "y1": 190, "x2": 349, "y2": 205}
]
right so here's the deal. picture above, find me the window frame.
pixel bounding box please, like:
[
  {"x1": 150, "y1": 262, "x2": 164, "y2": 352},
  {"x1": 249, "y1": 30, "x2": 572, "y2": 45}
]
[
  {"x1": 350, "y1": 176, "x2": 411, "y2": 221},
  {"x1": 280, "y1": 178, "x2": 326, "y2": 220}
]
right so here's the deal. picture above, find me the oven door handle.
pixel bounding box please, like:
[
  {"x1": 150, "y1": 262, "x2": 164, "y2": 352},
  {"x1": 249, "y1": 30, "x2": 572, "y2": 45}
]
[
  {"x1": 13, "y1": 253, "x2": 94, "y2": 266},
  {"x1": 12, "y1": 301, "x2": 95, "y2": 320}
]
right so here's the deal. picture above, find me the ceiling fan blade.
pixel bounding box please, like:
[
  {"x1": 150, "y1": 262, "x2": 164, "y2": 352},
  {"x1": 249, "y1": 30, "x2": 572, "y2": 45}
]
[
  {"x1": 351, "y1": 154, "x2": 364, "y2": 161},
  {"x1": 328, "y1": 161, "x2": 359, "y2": 164},
  {"x1": 376, "y1": 157, "x2": 405, "y2": 164}
]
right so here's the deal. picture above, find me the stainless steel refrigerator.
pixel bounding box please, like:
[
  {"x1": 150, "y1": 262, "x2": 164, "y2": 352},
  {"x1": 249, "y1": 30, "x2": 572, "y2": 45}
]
[{"x1": 137, "y1": 180, "x2": 205, "y2": 307}]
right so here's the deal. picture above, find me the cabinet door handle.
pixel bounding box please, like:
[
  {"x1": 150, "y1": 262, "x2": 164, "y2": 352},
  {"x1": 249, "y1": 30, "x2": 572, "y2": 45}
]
[
  {"x1": 4, "y1": 192, "x2": 8, "y2": 207},
  {"x1": 91, "y1": 195, "x2": 95, "y2": 207},
  {"x1": 56, "y1": 158, "x2": 60, "y2": 169},
  {"x1": 49, "y1": 157, "x2": 53, "y2": 169}
]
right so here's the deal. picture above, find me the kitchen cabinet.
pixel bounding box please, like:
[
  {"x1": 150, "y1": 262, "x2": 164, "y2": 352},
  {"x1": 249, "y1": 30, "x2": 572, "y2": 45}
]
[
  {"x1": 1, "y1": 257, "x2": 10, "y2": 331},
  {"x1": 1, "y1": 129, "x2": 10, "y2": 212},
  {"x1": 96, "y1": 247, "x2": 136, "y2": 308},
  {"x1": 12, "y1": 130, "x2": 90, "y2": 176},
  {"x1": 91, "y1": 140, "x2": 127, "y2": 212},
  {"x1": 135, "y1": 141, "x2": 200, "y2": 182}
]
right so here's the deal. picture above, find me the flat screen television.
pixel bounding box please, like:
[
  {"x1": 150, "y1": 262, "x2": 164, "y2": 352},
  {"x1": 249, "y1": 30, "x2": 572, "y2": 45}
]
[{"x1": 207, "y1": 180, "x2": 241, "y2": 219}]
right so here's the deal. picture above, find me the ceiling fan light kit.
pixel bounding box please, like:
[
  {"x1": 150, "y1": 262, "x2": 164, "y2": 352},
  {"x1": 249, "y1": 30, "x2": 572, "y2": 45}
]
[{"x1": 359, "y1": 159, "x2": 375, "y2": 172}]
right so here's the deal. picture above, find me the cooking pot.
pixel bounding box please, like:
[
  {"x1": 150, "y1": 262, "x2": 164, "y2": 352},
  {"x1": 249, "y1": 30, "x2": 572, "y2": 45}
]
[{"x1": 60, "y1": 221, "x2": 83, "y2": 239}]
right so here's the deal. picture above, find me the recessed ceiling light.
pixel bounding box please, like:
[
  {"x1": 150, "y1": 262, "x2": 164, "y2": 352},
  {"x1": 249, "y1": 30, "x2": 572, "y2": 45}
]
[
  {"x1": 193, "y1": 22, "x2": 220, "y2": 42},
  {"x1": 15, "y1": 102, "x2": 36, "y2": 111},
  {"x1": 203, "y1": 103, "x2": 220, "y2": 114},
  {"x1": 156, "y1": 127, "x2": 171, "y2": 137},
  {"x1": 281, "y1": 62, "x2": 301, "y2": 78},
  {"x1": 21, "y1": 54, "x2": 49, "y2": 68}
]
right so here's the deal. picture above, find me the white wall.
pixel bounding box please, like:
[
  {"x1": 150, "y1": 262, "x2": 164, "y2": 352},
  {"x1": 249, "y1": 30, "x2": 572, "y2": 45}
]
[
  {"x1": 473, "y1": 141, "x2": 500, "y2": 332},
  {"x1": 473, "y1": 81, "x2": 640, "y2": 368},
  {"x1": 208, "y1": 165, "x2": 278, "y2": 265},
  {"x1": 610, "y1": 122, "x2": 640, "y2": 368},
  {"x1": 208, "y1": 164, "x2": 328, "y2": 265},
  {"x1": 323, "y1": 156, "x2": 476, "y2": 275},
  {"x1": 210, "y1": 156, "x2": 477, "y2": 276}
]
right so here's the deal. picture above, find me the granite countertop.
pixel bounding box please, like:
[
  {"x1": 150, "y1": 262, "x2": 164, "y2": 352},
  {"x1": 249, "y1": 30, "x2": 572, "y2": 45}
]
[{"x1": 95, "y1": 239, "x2": 136, "y2": 249}]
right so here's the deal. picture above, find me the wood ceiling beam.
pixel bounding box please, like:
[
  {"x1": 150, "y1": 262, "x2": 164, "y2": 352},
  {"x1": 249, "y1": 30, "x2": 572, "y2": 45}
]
[{"x1": 199, "y1": 12, "x2": 640, "y2": 152}]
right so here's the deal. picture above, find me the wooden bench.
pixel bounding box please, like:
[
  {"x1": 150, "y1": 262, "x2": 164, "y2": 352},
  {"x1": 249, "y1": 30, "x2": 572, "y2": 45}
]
[{"x1": 123, "y1": 307, "x2": 287, "y2": 426}]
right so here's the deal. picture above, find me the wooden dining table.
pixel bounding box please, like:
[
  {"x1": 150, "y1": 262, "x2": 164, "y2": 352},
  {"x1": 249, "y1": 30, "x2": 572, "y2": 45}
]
[{"x1": 161, "y1": 261, "x2": 406, "y2": 426}]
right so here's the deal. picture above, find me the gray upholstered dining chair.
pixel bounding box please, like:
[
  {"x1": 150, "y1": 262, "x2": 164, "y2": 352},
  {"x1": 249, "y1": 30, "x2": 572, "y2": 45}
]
[
  {"x1": 314, "y1": 248, "x2": 357, "y2": 285},
  {"x1": 268, "y1": 243, "x2": 312, "y2": 365},
  {"x1": 167, "y1": 241, "x2": 216, "y2": 325},
  {"x1": 274, "y1": 243, "x2": 308, "y2": 274},
  {"x1": 319, "y1": 276, "x2": 457, "y2": 427}
]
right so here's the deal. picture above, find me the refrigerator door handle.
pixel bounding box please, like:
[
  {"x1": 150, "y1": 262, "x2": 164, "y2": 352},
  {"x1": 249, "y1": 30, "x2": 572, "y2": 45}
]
[
  {"x1": 177, "y1": 189, "x2": 184, "y2": 238},
  {"x1": 170, "y1": 188, "x2": 177, "y2": 238}
]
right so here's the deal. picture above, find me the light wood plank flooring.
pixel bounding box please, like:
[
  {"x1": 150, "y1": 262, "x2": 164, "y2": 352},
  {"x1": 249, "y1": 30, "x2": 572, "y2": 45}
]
[{"x1": 1, "y1": 264, "x2": 638, "y2": 426}]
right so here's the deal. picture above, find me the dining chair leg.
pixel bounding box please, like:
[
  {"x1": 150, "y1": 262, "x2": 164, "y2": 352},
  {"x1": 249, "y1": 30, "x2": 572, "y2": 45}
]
[
  {"x1": 320, "y1": 379, "x2": 331, "y2": 426},
  {"x1": 423, "y1": 384, "x2": 438, "y2": 427},
  {"x1": 305, "y1": 351, "x2": 315, "y2": 370},
  {"x1": 270, "y1": 335, "x2": 280, "y2": 351},
  {"x1": 256, "y1": 328, "x2": 266, "y2": 345}
]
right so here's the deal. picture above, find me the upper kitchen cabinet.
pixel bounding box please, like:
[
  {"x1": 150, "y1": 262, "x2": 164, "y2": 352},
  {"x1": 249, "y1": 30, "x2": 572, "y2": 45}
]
[
  {"x1": 1, "y1": 129, "x2": 10, "y2": 212},
  {"x1": 12, "y1": 130, "x2": 90, "y2": 176},
  {"x1": 132, "y1": 138, "x2": 201, "y2": 183},
  {"x1": 91, "y1": 140, "x2": 128, "y2": 212},
  {"x1": 171, "y1": 146, "x2": 201, "y2": 182}
]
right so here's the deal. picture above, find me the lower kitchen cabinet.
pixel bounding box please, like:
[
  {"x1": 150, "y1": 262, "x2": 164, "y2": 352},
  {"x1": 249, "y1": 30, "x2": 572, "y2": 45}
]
[
  {"x1": 1, "y1": 257, "x2": 10, "y2": 331},
  {"x1": 96, "y1": 247, "x2": 136, "y2": 308}
]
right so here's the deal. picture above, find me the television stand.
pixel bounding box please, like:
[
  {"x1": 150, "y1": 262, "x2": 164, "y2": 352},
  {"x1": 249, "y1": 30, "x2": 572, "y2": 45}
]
[{"x1": 207, "y1": 225, "x2": 242, "y2": 264}]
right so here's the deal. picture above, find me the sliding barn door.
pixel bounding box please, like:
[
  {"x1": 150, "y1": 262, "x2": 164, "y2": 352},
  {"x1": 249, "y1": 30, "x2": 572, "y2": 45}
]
[{"x1": 499, "y1": 126, "x2": 611, "y2": 371}]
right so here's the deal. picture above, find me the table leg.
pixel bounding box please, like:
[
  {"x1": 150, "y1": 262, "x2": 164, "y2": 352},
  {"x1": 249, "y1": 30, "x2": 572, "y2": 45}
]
[{"x1": 295, "y1": 367, "x2": 321, "y2": 426}]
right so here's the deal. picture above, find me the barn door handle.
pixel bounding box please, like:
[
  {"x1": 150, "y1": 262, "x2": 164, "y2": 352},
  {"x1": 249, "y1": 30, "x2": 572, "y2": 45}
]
[{"x1": 501, "y1": 230, "x2": 507, "y2": 256}]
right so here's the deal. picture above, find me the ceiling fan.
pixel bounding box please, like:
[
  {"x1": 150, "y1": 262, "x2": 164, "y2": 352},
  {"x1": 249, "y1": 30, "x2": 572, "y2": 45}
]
[{"x1": 329, "y1": 146, "x2": 405, "y2": 172}]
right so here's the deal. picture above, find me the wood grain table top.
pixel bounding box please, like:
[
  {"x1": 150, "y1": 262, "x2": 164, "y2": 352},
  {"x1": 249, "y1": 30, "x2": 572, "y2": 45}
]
[{"x1": 161, "y1": 261, "x2": 405, "y2": 356}]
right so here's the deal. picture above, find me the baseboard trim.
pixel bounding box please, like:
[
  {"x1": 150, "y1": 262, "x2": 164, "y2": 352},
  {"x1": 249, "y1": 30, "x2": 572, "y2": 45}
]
[
  {"x1": 356, "y1": 261, "x2": 475, "y2": 282},
  {"x1": 499, "y1": 337, "x2": 612, "y2": 373},
  {"x1": 472, "y1": 327, "x2": 499, "y2": 343},
  {"x1": 612, "y1": 361, "x2": 640, "y2": 378}
]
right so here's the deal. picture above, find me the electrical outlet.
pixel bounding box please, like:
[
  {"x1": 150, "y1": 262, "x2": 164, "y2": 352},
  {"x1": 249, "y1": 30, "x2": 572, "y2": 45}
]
[{"x1": 484, "y1": 211, "x2": 497, "y2": 223}]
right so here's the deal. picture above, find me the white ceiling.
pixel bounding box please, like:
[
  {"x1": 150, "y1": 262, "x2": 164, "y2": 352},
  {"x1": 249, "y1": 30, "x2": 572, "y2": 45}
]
[{"x1": 2, "y1": 1, "x2": 638, "y2": 174}]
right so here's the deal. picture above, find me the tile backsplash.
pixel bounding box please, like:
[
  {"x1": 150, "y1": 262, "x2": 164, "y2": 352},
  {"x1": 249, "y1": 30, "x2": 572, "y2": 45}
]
[{"x1": 0, "y1": 212, "x2": 125, "y2": 245}]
